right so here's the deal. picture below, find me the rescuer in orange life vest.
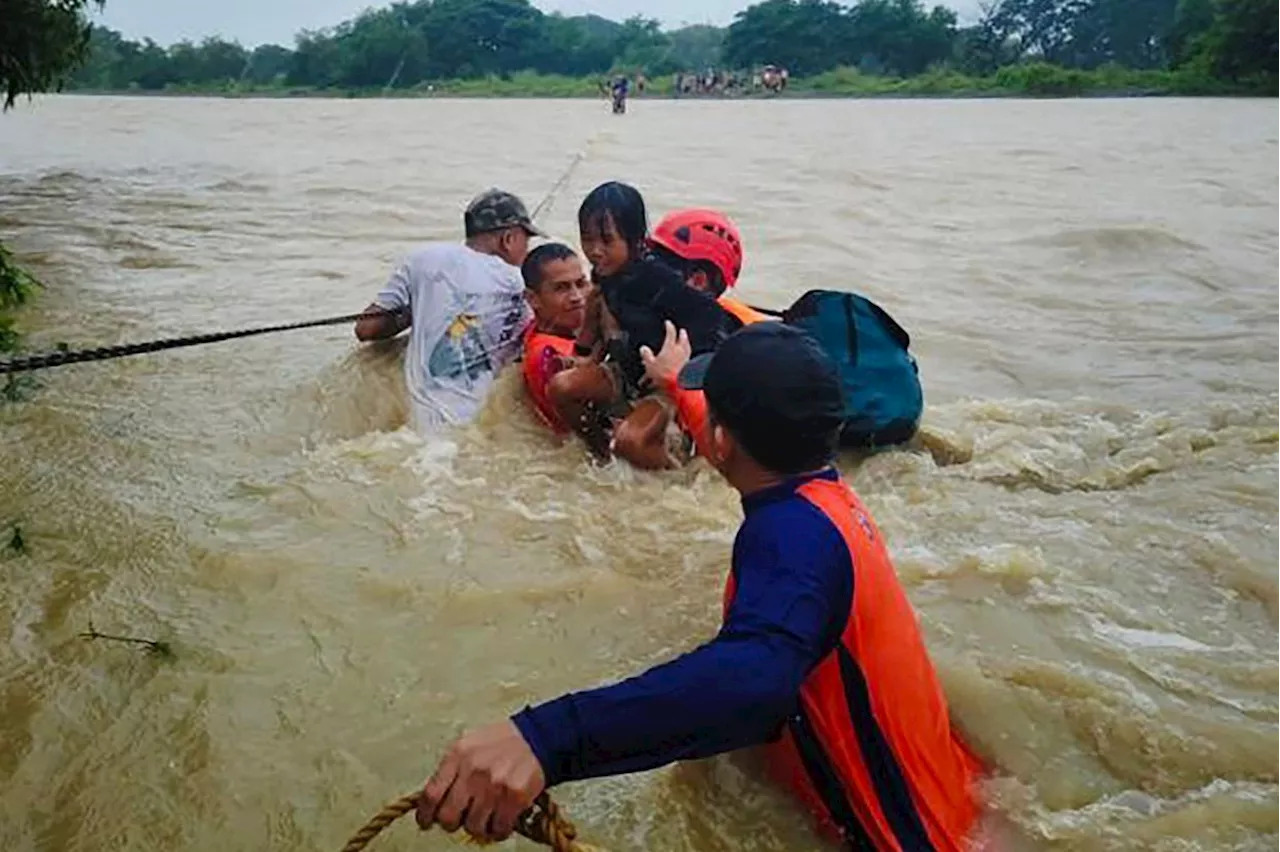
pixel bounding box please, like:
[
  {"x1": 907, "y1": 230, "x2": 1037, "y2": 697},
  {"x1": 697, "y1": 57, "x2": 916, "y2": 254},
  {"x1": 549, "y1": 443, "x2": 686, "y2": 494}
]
[
  {"x1": 413, "y1": 321, "x2": 987, "y2": 851},
  {"x1": 644, "y1": 207, "x2": 773, "y2": 461},
  {"x1": 518, "y1": 242, "x2": 593, "y2": 434},
  {"x1": 520, "y1": 208, "x2": 762, "y2": 459},
  {"x1": 648, "y1": 206, "x2": 772, "y2": 327}
]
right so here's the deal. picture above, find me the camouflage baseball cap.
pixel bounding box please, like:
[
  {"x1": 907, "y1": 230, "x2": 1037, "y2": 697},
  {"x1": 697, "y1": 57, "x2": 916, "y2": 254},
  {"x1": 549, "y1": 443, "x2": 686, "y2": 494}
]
[{"x1": 463, "y1": 188, "x2": 546, "y2": 238}]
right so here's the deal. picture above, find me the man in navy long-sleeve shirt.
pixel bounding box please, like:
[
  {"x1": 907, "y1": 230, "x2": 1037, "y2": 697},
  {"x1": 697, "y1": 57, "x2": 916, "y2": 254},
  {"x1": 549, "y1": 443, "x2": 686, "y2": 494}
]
[
  {"x1": 512, "y1": 482, "x2": 853, "y2": 785},
  {"x1": 414, "y1": 321, "x2": 982, "y2": 850}
]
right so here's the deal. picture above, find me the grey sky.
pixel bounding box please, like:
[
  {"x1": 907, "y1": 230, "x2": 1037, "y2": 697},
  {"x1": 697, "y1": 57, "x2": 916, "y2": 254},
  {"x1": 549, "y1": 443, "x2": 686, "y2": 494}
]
[{"x1": 91, "y1": 0, "x2": 985, "y2": 48}]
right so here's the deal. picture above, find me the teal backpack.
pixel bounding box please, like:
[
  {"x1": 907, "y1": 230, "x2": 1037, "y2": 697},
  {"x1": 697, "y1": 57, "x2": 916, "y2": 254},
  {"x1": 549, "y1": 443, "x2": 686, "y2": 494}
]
[{"x1": 762, "y1": 289, "x2": 922, "y2": 449}]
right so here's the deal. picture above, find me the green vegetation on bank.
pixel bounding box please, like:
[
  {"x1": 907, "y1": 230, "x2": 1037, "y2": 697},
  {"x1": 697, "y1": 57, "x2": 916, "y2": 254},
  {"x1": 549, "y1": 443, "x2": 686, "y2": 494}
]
[
  {"x1": 0, "y1": 244, "x2": 41, "y2": 354},
  {"x1": 60, "y1": 0, "x2": 1278, "y2": 100},
  {"x1": 73, "y1": 61, "x2": 1271, "y2": 100},
  {"x1": 796, "y1": 61, "x2": 1269, "y2": 97}
]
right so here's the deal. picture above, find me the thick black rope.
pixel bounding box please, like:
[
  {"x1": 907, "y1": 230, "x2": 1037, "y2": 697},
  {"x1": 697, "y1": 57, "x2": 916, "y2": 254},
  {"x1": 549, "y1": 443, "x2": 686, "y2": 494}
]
[
  {"x1": 0, "y1": 311, "x2": 388, "y2": 374},
  {"x1": 1, "y1": 148, "x2": 782, "y2": 377},
  {"x1": 1, "y1": 302, "x2": 784, "y2": 375},
  {"x1": 2, "y1": 144, "x2": 598, "y2": 377}
]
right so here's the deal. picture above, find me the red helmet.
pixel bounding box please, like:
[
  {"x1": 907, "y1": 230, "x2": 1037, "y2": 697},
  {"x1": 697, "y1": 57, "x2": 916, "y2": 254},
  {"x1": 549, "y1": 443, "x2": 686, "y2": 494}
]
[{"x1": 649, "y1": 208, "x2": 744, "y2": 289}]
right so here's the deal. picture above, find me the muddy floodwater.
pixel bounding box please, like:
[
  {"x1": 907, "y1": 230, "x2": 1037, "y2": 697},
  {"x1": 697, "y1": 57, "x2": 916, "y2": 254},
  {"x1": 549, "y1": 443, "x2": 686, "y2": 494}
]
[{"x1": 0, "y1": 95, "x2": 1276, "y2": 852}]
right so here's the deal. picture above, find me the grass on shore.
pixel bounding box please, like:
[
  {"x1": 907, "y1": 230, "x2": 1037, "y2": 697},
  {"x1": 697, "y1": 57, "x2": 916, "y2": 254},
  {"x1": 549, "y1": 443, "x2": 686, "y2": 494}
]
[{"x1": 69, "y1": 62, "x2": 1277, "y2": 100}]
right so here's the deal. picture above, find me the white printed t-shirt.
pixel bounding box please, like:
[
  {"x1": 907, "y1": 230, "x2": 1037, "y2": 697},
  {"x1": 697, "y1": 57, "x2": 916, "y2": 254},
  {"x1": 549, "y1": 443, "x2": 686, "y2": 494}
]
[{"x1": 373, "y1": 242, "x2": 532, "y2": 429}]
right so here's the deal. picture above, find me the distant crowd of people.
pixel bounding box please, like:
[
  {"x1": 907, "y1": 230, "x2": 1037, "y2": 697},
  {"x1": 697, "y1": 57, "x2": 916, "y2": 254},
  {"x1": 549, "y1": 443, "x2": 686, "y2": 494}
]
[
  {"x1": 597, "y1": 66, "x2": 791, "y2": 105},
  {"x1": 674, "y1": 65, "x2": 789, "y2": 96}
]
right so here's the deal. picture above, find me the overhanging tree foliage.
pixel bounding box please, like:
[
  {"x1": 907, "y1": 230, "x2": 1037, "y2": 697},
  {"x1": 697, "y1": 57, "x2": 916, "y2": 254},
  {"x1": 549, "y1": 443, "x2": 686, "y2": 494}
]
[
  {"x1": 2, "y1": 1, "x2": 110, "y2": 353},
  {"x1": 1, "y1": 0, "x2": 104, "y2": 108}
]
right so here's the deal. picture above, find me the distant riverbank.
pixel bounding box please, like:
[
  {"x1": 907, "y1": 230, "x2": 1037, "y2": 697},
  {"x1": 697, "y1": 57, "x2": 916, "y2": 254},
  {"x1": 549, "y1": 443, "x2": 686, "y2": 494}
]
[{"x1": 65, "y1": 64, "x2": 1276, "y2": 101}]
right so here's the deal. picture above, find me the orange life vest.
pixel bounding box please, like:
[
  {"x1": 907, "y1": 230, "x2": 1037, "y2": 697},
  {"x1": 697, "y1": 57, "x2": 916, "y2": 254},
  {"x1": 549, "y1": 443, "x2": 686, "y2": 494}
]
[
  {"x1": 723, "y1": 476, "x2": 984, "y2": 851},
  {"x1": 717, "y1": 295, "x2": 772, "y2": 326},
  {"x1": 663, "y1": 296, "x2": 769, "y2": 457},
  {"x1": 522, "y1": 328, "x2": 576, "y2": 433}
]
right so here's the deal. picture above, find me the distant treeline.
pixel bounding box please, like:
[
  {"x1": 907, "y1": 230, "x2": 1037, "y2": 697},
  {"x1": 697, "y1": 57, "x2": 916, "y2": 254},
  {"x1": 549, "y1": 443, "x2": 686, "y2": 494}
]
[{"x1": 66, "y1": 0, "x2": 1276, "y2": 94}]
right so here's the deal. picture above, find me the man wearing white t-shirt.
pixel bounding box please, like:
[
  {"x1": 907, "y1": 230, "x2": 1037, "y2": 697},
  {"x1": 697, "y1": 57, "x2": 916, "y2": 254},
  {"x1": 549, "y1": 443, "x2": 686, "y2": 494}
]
[{"x1": 355, "y1": 188, "x2": 542, "y2": 429}]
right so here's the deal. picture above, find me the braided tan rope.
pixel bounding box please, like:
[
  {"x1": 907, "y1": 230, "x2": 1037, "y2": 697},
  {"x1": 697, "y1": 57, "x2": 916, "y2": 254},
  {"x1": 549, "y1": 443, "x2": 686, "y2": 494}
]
[{"x1": 342, "y1": 790, "x2": 600, "y2": 852}]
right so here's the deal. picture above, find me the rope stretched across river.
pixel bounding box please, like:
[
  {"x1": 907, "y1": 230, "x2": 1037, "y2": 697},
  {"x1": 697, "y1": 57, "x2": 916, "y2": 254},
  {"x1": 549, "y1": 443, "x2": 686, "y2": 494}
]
[
  {"x1": 1, "y1": 140, "x2": 597, "y2": 376},
  {"x1": 341, "y1": 790, "x2": 601, "y2": 852},
  {"x1": 0, "y1": 311, "x2": 386, "y2": 374}
]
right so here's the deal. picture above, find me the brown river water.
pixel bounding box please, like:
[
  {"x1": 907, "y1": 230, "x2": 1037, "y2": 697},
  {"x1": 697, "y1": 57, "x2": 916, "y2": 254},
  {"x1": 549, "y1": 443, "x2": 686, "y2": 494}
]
[{"x1": 0, "y1": 95, "x2": 1276, "y2": 852}]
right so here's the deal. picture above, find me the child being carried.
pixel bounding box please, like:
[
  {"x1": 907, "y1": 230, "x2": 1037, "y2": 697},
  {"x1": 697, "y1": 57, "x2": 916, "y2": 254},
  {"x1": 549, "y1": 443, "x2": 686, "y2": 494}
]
[{"x1": 547, "y1": 181, "x2": 742, "y2": 468}]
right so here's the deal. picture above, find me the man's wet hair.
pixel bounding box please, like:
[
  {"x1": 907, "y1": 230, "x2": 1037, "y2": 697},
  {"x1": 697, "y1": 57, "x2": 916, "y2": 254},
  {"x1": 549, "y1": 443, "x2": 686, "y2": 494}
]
[
  {"x1": 578, "y1": 181, "x2": 648, "y2": 261},
  {"x1": 521, "y1": 242, "x2": 580, "y2": 291},
  {"x1": 650, "y1": 244, "x2": 727, "y2": 298}
]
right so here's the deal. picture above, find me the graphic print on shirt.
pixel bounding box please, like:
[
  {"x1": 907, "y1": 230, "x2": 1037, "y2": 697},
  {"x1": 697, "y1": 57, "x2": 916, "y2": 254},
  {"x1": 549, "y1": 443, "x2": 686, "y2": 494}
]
[
  {"x1": 427, "y1": 308, "x2": 489, "y2": 386},
  {"x1": 493, "y1": 291, "x2": 530, "y2": 356},
  {"x1": 426, "y1": 291, "x2": 528, "y2": 389}
]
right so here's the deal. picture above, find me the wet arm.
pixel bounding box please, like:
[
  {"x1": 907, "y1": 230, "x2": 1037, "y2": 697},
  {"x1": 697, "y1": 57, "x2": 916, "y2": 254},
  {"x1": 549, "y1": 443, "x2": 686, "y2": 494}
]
[
  {"x1": 511, "y1": 508, "x2": 853, "y2": 785},
  {"x1": 355, "y1": 262, "x2": 414, "y2": 341},
  {"x1": 354, "y1": 302, "x2": 411, "y2": 341}
]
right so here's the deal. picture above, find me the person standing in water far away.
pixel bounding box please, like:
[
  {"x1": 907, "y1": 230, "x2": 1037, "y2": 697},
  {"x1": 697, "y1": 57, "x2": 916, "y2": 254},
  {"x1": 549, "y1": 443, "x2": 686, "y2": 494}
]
[
  {"x1": 412, "y1": 322, "x2": 987, "y2": 851},
  {"x1": 353, "y1": 188, "x2": 541, "y2": 430},
  {"x1": 610, "y1": 75, "x2": 629, "y2": 113}
]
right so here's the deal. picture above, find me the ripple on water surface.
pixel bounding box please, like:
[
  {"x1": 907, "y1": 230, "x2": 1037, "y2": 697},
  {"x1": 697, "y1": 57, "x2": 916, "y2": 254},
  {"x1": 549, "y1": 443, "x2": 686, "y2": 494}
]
[{"x1": 0, "y1": 95, "x2": 1276, "y2": 852}]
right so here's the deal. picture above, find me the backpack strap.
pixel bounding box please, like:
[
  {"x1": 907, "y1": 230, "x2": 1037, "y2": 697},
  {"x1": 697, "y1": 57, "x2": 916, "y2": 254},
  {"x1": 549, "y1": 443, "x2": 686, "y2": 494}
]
[
  {"x1": 744, "y1": 291, "x2": 910, "y2": 354},
  {"x1": 856, "y1": 294, "x2": 911, "y2": 350}
]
